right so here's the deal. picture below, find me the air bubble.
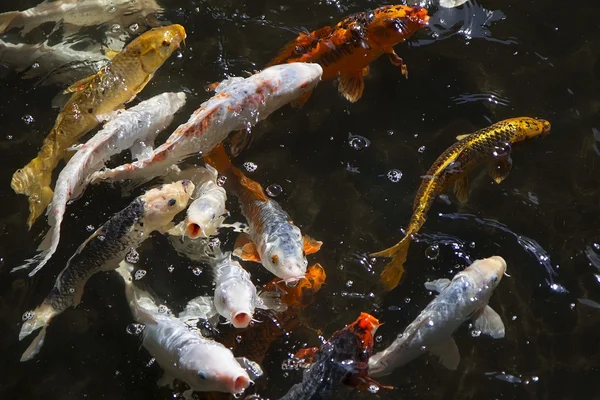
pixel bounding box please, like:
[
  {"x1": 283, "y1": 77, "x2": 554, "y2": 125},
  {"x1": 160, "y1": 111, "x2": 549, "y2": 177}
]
[
  {"x1": 192, "y1": 267, "x2": 203, "y2": 276},
  {"x1": 236, "y1": 335, "x2": 242, "y2": 343},
  {"x1": 346, "y1": 280, "x2": 353, "y2": 287},
  {"x1": 146, "y1": 358, "x2": 155, "y2": 367},
  {"x1": 167, "y1": 265, "x2": 175, "y2": 273},
  {"x1": 265, "y1": 184, "x2": 283, "y2": 197},
  {"x1": 471, "y1": 330, "x2": 482, "y2": 337},
  {"x1": 110, "y1": 23, "x2": 121, "y2": 32},
  {"x1": 31, "y1": 62, "x2": 39, "y2": 69},
  {"x1": 134, "y1": 269, "x2": 147, "y2": 280},
  {"x1": 126, "y1": 248, "x2": 140, "y2": 264},
  {"x1": 22, "y1": 311, "x2": 34, "y2": 321},
  {"x1": 425, "y1": 244, "x2": 439, "y2": 260},
  {"x1": 418, "y1": 146, "x2": 426, "y2": 153},
  {"x1": 98, "y1": 235, "x2": 106, "y2": 242},
  {"x1": 86, "y1": 225, "x2": 95, "y2": 232},
  {"x1": 493, "y1": 142, "x2": 511, "y2": 158},
  {"x1": 216, "y1": 175, "x2": 227, "y2": 186},
  {"x1": 375, "y1": 335, "x2": 382, "y2": 343},
  {"x1": 348, "y1": 133, "x2": 370, "y2": 150},
  {"x1": 368, "y1": 384, "x2": 380, "y2": 393},
  {"x1": 128, "y1": 23, "x2": 139, "y2": 33},
  {"x1": 243, "y1": 162, "x2": 257, "y2": 172},
  {"x1": 386, "y1": 169, "x2": 403, "y2": 183},
  {"x1": 22, "y1": 115, "x2": 34, "y2": 124},
  {"x1": 126, "y1": 323, "x2": 145, "y2": 335},
  {"x1": 158, "y1": 305, "x2": 168, "y2": 314}
]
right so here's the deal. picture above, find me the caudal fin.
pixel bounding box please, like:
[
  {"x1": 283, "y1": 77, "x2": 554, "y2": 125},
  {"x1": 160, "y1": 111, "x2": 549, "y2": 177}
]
[
  {"x1": 0, "y1": 12, "x2": 18, "y2": 34},
  {"x1": 371, "y1": 236, "x2": 412, "y2": 291},
  {"x1": 19, "y1": 303, "x2": 58, "y2": 362}
]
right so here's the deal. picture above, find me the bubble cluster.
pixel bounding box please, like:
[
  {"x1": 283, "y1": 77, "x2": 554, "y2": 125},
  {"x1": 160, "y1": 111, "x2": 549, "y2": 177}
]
[{"x1": 387, "y1": 169, "x2": 403, "y2": 183}]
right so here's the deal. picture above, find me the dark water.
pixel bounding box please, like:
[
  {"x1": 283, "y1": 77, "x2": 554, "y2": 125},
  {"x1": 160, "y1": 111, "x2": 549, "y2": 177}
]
[{"x1": 1, "y1": 0, "x2": 600, "y2": 399}]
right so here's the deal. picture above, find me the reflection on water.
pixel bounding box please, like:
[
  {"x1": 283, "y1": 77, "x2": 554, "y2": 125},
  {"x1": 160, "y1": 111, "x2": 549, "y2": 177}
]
[{"x1": 1, "y1": 0, "x2": 600, "y2": 399}]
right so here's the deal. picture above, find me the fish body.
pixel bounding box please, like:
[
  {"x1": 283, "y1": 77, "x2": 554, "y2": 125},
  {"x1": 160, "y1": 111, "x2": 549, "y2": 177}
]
[
  {"x1": 0, "y1": 0, "x2": 163, "y2": 35},
  {"x1": 182, "y1": 249, "x2": 286, "y2": 329},
  {"x1": 11, "y1": 24, "x2": 185, "y2": 230},
  {"x1": 16, "y1": 92, "x2": 187, "y2": 277},
  {"x1": 0, "y1": 39, "x2": 109, "y2": 86},
  {"x1": 115, "y1": 264, "x2": 260, "y2": 397},
  {"x1": 268, "y1": 5, "x2": 429, "y2": 102},
  {"x1": 184, "y1": 165, "x2": 227, "y2": 238},
  {"x1": 280, "y1": 313, "x2": 383, "y2": 400},
  {"x1": 373, "y1": 117, "x2": 551, "y2": 290},
  {"x1": 205, "y1": 144, "x2": 322, "y2": 284},
  {"x1": 90, "y1": 62, "x2": 323, "y2": 184},
  {"x1": 368, "y1": 256, "x2": 507, "y2": 377},
  {"x1": 18, "y1": 180, "x2": 193, "y2": 361}
]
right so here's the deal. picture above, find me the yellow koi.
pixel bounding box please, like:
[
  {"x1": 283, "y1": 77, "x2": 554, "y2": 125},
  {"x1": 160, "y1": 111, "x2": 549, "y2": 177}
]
[
  {"x1": 11, "y1": 24, "x2": 185, "y2": 228},
  {"x1": 373, "y1": 117, "x2": 551, "y2": 291}
]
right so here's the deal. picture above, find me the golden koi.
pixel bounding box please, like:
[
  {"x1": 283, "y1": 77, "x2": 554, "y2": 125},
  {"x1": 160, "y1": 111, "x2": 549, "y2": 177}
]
[
  {"x1": 11, "y1": 24, "x2": 185, "y2": 229},
  {"x1": 373, "y1": 117, "x2": 551, "y2": 291}
]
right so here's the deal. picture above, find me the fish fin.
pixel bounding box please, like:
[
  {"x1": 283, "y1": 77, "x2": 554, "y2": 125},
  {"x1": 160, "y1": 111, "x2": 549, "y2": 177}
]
[
  {"x1": 64, "y1": 73, "x2": 98, "y2": 93},
  {"x1": 453, "y1": 175, "x2": 469, "y2": 204},
  {"x1": 180, "y1": 296, "x2": 218, "y2": 323},
  {"x1": 26, "y1": 185, "x2": 54, "y2": 233},
  {"x1": 206, "y1": 81, "x2": 220, "y2": 91},
  {"x1": 157, "y1": 372, "x2": 176, "y2": 389},
  {"x1": 257, "y1": 291, "x2": 288, "y2": 313},
  {"x1": 455, "y1": 134, "x2": 470, "y2": 141},
  {"x1": 104, "y1": 48, "x2": 119, "y2": 60},
  {"x1": 129, "y1": 73, "x2": 153, "y2": 102},
  {"x1": 166, "y1": 221, "x2": 186, "y2": 237},
  {"x1": 362, "y1": 66, "x2": 370, "y2": 76},
  {"x1": 294, "y1": 346, "x2": 319, "y2": 364},
  {"x1": 488, "y1": 156, "x2": 513, "y2": 184},
  {"x1": 371, "y1": 236, "x2": 411, "y2": 291},
  {"x1": 0, "y1": 11, "x2": 18, "y2": 34},
  {"x1": 352, "y1": 375, "x2": 394, "y2": 392},
  {"x1": 234, "y1": 242, "x2": 262, "y2": 263},
  {"x1": 424, "y1": 278, "x2": 451, "y2": 293},
  {"x1": 20, "y1": 326, "x2": 47, "y2": 362},
  {"x1": 386, "y1": 50, "x2": 408, "y2": 78},
  {"x1": 429, "y1": 338, "x2": 460, "y2": 370},
  {"x1": 237, "y1": 171, "x2": 270, "y2": 202},
  {"x1": 338, "y1": 73, "x2": 364, "y2": 103},
  {"x1": 472, "y1": 305, "x2": 505, "y2": 339},
  {"x1": 290, "y1": 90, "x2": 312, "y2": 108},
  {"x1": 236, "y1": 357, "x2": 264, "y2": 381},
  {"x1": 302, "y1": 235, "x2": 323, "y2": 255},
  {"x1": 66, "y1": 143, "x2": 84, "y2": 153}
]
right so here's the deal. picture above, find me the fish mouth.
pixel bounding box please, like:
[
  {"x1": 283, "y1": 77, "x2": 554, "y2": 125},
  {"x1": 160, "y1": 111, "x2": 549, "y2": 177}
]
[
  {"x1": 231, "y1": 311, "x2": 253, "y2": 328},
  {"x1": 181, "y1": 179, "x2": 193, "y2": 192},
  {"x1": 282, "y1": 274, "x2": 306, "y2": 288},
  {"x1": 232, "y1": 374, "x2": 250, "y2": 393},
  {"x1": 185, "y1": 221, "x2": 204, "y2": 239}
]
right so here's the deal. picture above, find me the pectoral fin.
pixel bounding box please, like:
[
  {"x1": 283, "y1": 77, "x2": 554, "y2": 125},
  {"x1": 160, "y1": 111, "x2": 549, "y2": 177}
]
[
  {"x1": 236, "y1": 357, "x2": 264, "y2": 381},
  {"x1": 453, "y1": 175, "x2": 469, "y2": 203},
  {"x1": 338, "y1": 73, "x2": 364, "y2": 102},
  {"x1": 303, "y1": 235, "x2": 323, "y2": 255},
  {"x1": 290, "y1": 90, "x2": 312, "y2": 108},
  {"x1": 428, "y1": 338, "x2": 460, "y2": 370},
  {"x1": 424, "y1": 278, "x2": 451, "y2": 293},
  {"x1": 104, "y1": 48, "x2": 119, "y2": 60},
  {"x1": 64, "y1": 73, "x2": 98, "y2": 93},
  {"x1": 472, "y1": 305, "x2": 505, "y2": 339},
  {"x1": 257, "y1": 290, "x2": 288, "y2": 313},
  {"x1": 157, "y1": 372, "x2": 176, "y2": 388},
  {"x1": 179, "y1": 296, "x2": 218, "y2": 324},
  {"x1": 233, "y1": 235, "x2": 262, "y2": 262},
  {"x1": 488, "y1": 156, "x2": 513, "y2": 184}
]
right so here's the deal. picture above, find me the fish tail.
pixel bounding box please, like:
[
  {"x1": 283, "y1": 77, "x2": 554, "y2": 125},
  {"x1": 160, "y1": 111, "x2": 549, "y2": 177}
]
[
  {"x1": 0, "y1": 11, "x2": 18, "y2": 34},
  {"x1": 204, "y1": 143, "x2": 234, "y2": 175},
  {"x1": 371, "y1": 236, "x2": 412, "y2": 291},
  {"x1": 19, "y1": 303, "x2": 58, "y2": 362}
]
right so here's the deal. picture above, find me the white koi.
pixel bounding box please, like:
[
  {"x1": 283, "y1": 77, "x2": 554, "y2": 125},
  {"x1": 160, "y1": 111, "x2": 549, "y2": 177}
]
[
  {"x1": 90, "y1": 62, "x2": 323, "y2": 184},
  {"x1": 369, "y1": 256, "x2": 507, "y2": 377}
]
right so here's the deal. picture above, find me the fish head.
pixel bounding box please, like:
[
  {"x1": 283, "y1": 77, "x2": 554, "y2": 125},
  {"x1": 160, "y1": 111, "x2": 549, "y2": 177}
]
[
  {"x1": 214, "y1": 276, "x2": 257, "y2": 329},
  {"x1": 263, "y1": 235, "x2": 308, "y2": 286},
  {"x1": 262, "y1": 63, "x2": 323, "y2": 106},
  {"x1": 141, "y1": 180, "x2": 194, "y2": 230},
  {"x1": 369, "y1": 5, "x2": 430, "y2": 47},
  {"x1": 135, "y1": 24, "x2": 186, "y2": 73},
  {"x1": 514, "y1": 117, "x2": 552, "y2": 141},
  {"x1": 464, "y1": 256, "x2": 507, "y2": 293},
  {"x1": 181, "y1": 344, "x2": 251, "y2": 394}
]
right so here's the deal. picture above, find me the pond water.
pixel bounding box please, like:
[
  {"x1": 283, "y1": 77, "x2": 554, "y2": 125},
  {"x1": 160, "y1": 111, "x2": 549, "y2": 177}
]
[{"x1": 1, "y1": 0, "x2": 599, "y2": 399}]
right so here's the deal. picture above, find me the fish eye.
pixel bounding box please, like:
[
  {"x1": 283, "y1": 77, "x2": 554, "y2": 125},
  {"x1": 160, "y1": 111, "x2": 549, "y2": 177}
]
[
  {"x1": 197, "y1": 371, "x2": 208, "y2": 380},
  {"x1": 167, "y1": 198, "x2": 177, "y2": 206},
  {"x1": 490, "y1": 276, "x2": 498, "y2": 283},
  {"x1": 162, "y1": 40, "x2": 171, "y2": 47},
  {"x1": 271, "y1": 254, "x2": 279, "y2": 265}
]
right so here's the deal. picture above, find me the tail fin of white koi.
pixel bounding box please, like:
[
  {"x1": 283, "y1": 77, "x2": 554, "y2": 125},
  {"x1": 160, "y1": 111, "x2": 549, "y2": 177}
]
[{"x1": 19, "y1": 303, "x2": 58, "y2": 362}]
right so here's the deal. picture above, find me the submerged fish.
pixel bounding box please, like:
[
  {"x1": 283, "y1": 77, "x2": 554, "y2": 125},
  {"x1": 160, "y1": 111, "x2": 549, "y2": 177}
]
[
  {"x1": 0, "y1": 0, "x2": 163, "y2": 35},
  {"x1": 369, "y1": 256, "x2": 507, "y2": 376},
  {"x1": 11, "y1": 24, "x2": 185, "y2": 231},
  {"x1": 280, "y1": 313, "x2": 388, "y2": 400},
  {"x1": 181, "y1": 247, "x2": 286, "y2": 329},
  {"x1": 90, "y1": 62, "x2": 323, "y2": 184},
  {"x1": 0, "y1": 39, "x2": 109, "y2": 86},
  {"x1": 18, "y1": 180, "x2": 193, "y2": 361},
  {"x1": 372, "y1": 117, "x2": 551, "y2": 290},
  {"x1": 115, "y1": 262, "x2": 262, "y2": 398},
  {"x1": 205, "y1": 144, "x2": 322, "y2": 285},
  {"x1": 16, "y1": 92, "x2": 187, "y2": 277},
  {"x1": 267, "y1": 5, "x2": 429, "y2": 103},
  {"x1": 184, "y1": 165, "x2": 228, "y2": 239}
]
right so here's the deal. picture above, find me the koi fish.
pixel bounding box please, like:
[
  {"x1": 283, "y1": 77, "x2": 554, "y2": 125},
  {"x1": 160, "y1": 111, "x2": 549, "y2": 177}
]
[
  {"x1": 18, "y1": 180, "x2": 193, "y2": 362},
  {"x1": 184, "y1": 165, "x2": 228, "y2": 239},
  {"x1": 11, "y1": 24, "x2": 185, "y2": 231},
  {"x1": 15, "y1": 92, "x2": 187, "y2": 277},
  {"x1": 205, "y1": 144, "x2": 322, "y2": 285},
  {"x1": 280, "y1": 313, "x2": 389, "y2": 399},
  {"x1": 0, "y1": 39, "x2": 109, "y2": 86},
  {"x1": 115, "y1": 262, "x2": 262, "y2": 398},
  {"x1": 89, "y1": 62, "x2": 323, "y2": 185},
  {"x1": 372, "y1": 117, "x2": 551, "y2": 291},
  {"x1": 176, "y1": 246, "x2": 286, "y2": 329},
  {"x1": 267, "y1": 5, "x2": 429, "y2": 103},
  {"x1": 223, "y1": 264, "x2": 327, "y2": 364},
  {"x1": 369, "y1": 256, "x2": 506, "y2": 376},
  {"x1": 0, "y1": 0, "x2": 163, "y2": 35}
]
